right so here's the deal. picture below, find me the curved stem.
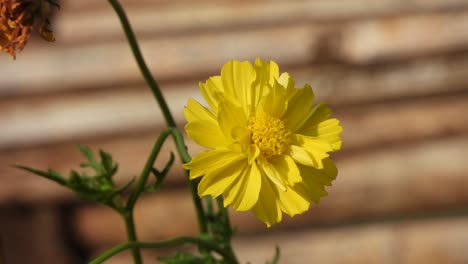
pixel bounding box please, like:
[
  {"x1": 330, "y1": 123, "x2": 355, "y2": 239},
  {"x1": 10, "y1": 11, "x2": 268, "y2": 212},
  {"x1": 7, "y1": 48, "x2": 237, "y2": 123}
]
[
  {"x1": 122, "y1": 210, "x2": 141, "y2": 263},
  {"x1": 170, "y1": 129, "x2": 208, "y2": 234},
  {"x1": 126, "y1": 128, "x2": 174, "y2": 210},
  {"x1": 122, "y1": 128, "x2": 176, "y2": 263},
  {"x1": 217, "y1": 197, "x2": 238, "y2": 263},
  {"x1": 107, "y1": 0, "x2": 176, "y2": 127},
  {"x1": 125, "y1": 127, "x2": 207, "y2": 232},
  {"x1": 88, "y1": 237, "x2": 233, "y2": 264},
  {"x1": 106, "y1": 0, "x2": 207, "y2": 235}
]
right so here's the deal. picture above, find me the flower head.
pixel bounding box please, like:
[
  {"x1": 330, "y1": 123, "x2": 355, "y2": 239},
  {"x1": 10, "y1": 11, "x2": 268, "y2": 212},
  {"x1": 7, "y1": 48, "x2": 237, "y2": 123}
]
[
  {"x1": 184, "y1": 58, "x2": 343, "y2": 226},
  {"x1": 0, "y1": 0, "x2": 57, "y2": 59}
]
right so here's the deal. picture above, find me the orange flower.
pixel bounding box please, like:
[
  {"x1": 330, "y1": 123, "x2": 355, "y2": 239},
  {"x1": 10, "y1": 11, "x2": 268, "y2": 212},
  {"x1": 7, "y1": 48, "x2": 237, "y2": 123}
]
[{"x1": 0, "y1": 0, "x2": 58, "y2": 59}]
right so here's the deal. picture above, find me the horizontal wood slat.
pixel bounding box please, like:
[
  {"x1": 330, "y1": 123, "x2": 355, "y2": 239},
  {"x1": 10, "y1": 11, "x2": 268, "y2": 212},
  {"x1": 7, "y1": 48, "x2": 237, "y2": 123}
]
[
  {"x1": 1, "y1": 93, "x2": 467, "y2": 204},
  {"x1": 72, "y1": 136, "x2": 468, "y2": 246},
  {"x1": 58, "y1": 0, "x2": 468, "y2": 43},
  {"x1": 235, "y1": 217, "x2": 468, "y2": 264},
  {"x1": 1, "y1": 1, "x2": 468, "y2": 263},
  {"x1": 88, "y1": 214, "x2": 468, "y2": 264},
  {"x1": 2, "y1": 63, "x2": 468, "y2": 149},
  {"x1": 64, "y1": 0, "x2": 468, "y2": 19},
  {"x1": 3, "y1": 10, "x2": 468, "y2": 96}
]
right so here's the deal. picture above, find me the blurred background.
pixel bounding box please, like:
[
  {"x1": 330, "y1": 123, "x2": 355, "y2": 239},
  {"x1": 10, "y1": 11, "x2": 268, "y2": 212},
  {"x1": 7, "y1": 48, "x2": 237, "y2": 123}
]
[{"x1": 1, "y1": 0, "x2": 468, "y2": 263}]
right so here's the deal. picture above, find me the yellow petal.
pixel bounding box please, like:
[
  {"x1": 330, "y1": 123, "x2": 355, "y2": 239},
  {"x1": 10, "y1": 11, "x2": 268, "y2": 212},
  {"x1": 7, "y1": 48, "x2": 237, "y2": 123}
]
[
  {"x1": 297, "y1": 104, "x2": 343, "y2": 151},
  {"x1": 252, "y1": 173, "x2": 282, "y2": 227},
  {"x1": 258, "y1": 158, "x2": 287, "y2": 191},
  {"x1": 254, "y1": 58, "x2": 279, "y2": 87},
  {"x1": 277, "y1": 72, "x2": 294, "y2": 91},
  {"x1": 198, "y1": 159, "x2": 246, "y2": 198},
  {"x1": 184, "y1": 98, "x2": 216, "y2": 123},
  {"x1": 299, "y1": 103, "x2": 332, "y2": 130},
  {"x1": 218, "y1": 100, "x2": 247, "y2": 140},
  {"x1": 317, "y1": 119, "x2": 343, "y2": 151},
  {"x1": 185, "y1": 121, "x2": 230, "y2": 149},
  {"x1": 288, "y1": 145, "x2": 328, "y2": 169},
  {"x1": 297, "y1": 158, "x2": 337, "y2": 187},
  {"x1": 283, "y1": 84, "x2": 315, "y2": 132},
  {"x1": 277, "y1": 185, "x2": 310, "y2": 217},
  {"x1": 260, "y1": 80, "x2": 288, "y2": 118},
  {"x1": 224, "y1": 162, "x2": 261, "y2": 211},
  {"x1": 184, "y1": 149, "x2": 246, "y2": 179},
  {"x1": 294, "y1": 180, "x2": 328, "y2": 204},
  {"x1": 293, "y1": 159, "x2": 337, "y2": 204},
  {"x1": 269, "y1": 155, "x2": 302, "y2": 186},
  {"x1": 199, "y1": 76, "x2": 224, "y2": 113},
  {"x1": 294, "y1": 134, "x2": 334, "y2": 153},
  {"x1": 250, "y1": 59, "x2": 279, "y2": 113},
  {"x1": 221, "y1": 60, "x2": 256, "y2": 114}
]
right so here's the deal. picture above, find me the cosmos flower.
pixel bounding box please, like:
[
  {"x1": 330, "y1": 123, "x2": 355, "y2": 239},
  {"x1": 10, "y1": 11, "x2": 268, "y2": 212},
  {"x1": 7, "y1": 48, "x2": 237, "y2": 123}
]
[
  {"x1": 183, "y1": 58, "x2": 343, "y2": 226},
  {"x1": 0, "y1": 0, "x2": 57, "y2": 59}
]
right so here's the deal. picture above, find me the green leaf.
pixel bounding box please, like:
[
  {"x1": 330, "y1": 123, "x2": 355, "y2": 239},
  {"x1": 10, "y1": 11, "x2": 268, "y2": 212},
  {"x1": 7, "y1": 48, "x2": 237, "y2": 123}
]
[
  {"x1": 78, "y1": 144, "x2": 97, "y2": 163},
  {"x1": 16, "y1": 145, "x2": 124, "y2": 210},
  {"x1": 99, "y1": 149, "x2": 118, "y2": 179},
  {"x1": 14, "y1": 165, "x2": 68, "y2": 186},
  {"x1": 115, "y1": 177, "x2": 135, "y2": 194},
  {"x1": 159, "y1": 252, "x2": 224, "y2": 264},
  {"x1": 266, "y1": 246, "x2": 280, "y2": 264},
  {"x1": 146, "y1": 152, "x2": 175, "y2": 192}
]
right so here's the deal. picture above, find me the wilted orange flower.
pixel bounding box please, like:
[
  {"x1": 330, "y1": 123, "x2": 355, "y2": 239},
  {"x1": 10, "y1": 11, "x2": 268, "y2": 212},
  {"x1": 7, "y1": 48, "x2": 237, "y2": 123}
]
[{"x1": 0, "y1": 0, "x2": 58, "y2": 59}]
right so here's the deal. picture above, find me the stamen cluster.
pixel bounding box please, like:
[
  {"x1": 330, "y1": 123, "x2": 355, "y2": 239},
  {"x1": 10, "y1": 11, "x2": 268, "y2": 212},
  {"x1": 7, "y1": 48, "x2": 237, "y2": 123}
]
[{"x1": 248, "y1": 112, "x2": 290, "y2": 158}]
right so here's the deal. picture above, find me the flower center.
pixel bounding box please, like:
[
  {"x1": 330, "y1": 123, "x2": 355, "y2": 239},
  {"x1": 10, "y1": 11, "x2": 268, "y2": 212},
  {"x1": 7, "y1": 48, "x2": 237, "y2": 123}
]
[{"x1": 248, "y1": 112, "x2": 290, "y2": 158}]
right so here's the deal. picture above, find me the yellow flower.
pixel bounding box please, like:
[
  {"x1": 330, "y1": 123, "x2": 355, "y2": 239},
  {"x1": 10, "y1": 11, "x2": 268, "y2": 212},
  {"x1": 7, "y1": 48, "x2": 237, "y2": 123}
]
[{"x1": 183, "y1": 59, "x2": 343, "y2": 226}]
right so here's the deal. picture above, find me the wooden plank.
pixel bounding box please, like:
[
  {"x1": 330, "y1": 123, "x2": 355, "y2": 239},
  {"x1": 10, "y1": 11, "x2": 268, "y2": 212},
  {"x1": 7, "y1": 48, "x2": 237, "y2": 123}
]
[
  {"x1": 0, "y1": 206, "x2": 78, "y2": 264},
  {"x1": 88, "y1": 216, "x2": 468, "y2": 264},
  {"x1": 305, "y1": 55, "x2": 468, "y2": 104},
  {"x1": 57, "y1": 0, "x2": 468, "y2": 44},
  {"x1": 3, "y1": 50, "x2": 468, "y2": 99},
  {"x1": 3, "y1": 11, "x2": 468, "y2": 95},
  {"x1": 336, "y1": 11, "x2": 468, "y2": 64},
  {"x1": 63, "y1": 0, "x2": 468, "y2": 18},
  {"x1": 235, "y1": 217, "x2": 468, "y2": 264},
  {"x1": 1, "y1": 24, "x2": 318, "y2": 95},
  {"x1": 72, "y1": 136, "x2": 468, "y2": 246},
  {"x1": 0, "y1": 64, "x2": 468, "y2": 149},
  {"x1": 1, "y1": 94, "x2": 467, "y2": 204}
]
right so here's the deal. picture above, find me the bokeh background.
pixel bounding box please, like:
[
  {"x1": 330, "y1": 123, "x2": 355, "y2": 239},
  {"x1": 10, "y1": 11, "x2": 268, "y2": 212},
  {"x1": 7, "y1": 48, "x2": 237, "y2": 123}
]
[{"x1": 1, "y1": 0, "x2": 468, "y2": 263}]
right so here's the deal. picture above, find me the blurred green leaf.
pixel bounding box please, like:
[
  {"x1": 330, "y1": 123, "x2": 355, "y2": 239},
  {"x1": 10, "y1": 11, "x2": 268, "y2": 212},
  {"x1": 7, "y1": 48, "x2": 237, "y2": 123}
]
[
  {"x1": 146, "y1": 152, "x2": 175, "y2": 192},
  {"x1": 159, "y1": 252, "x2": 225, "y2": 264},
  {"x1": 266, "y1": 246, "x2": 280, "y2": 264},
  {"x1": 16, "y1": 145, "x2": 129, "y2": 210}
]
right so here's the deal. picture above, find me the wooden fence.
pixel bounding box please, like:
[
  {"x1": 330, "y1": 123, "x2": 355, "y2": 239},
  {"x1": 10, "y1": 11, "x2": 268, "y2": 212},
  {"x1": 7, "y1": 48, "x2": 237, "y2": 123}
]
[{"x1": 1, "y1": 0, "x2": 468, "y2": 263}]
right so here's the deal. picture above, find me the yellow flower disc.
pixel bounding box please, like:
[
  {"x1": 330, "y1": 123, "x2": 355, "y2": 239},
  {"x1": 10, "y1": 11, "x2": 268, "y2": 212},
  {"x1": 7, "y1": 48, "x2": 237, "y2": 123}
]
[{"x1": 248, "y1": 112, "x2": 290, "y2": 158}]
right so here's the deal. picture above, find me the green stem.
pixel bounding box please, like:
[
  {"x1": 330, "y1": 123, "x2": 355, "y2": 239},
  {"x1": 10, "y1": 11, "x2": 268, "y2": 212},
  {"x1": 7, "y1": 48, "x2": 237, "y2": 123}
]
[
  {"x1": 106, "y1": 0, "x2": 207, "y2": 235},
  {"x1": 122, "y1": 127, "x2": 175, "y2": 264},
  {"x1": 217, "y1": 197, "x2": 238, "y2": 263},
  {"x1": 169, "y1": 129, "x2": 208, "y2": 234},
  {"x1": 107, "y1": 0, "x2": 176, "y2": 127},
  {"x1": 126, "y1": 128, "x2": 174, "y2": 210},
  {"x1": 125, "y1": 127, "x2": 207, "y2": 233},
  {"x1": 122, "y1": 211, "x2": 142, "y2": 264},
  {"x1": 88, "y1": 237, "x2": 233, "y2": 264}
]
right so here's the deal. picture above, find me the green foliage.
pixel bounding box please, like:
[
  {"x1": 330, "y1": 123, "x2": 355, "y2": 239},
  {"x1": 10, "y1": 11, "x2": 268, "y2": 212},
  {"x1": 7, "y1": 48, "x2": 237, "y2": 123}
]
[
  {"x1": 15, "y1": 145, "x2": 132, "y2": 211},
  {"x1": 159, "y1": 252, "x2": 227, "y2": 264},
  {"x1": 266, "y1": 247, "x2": 280, "y2": 264},
  {"x1": 145, "y1": 152, "x2": 175, "y2": 192}
]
